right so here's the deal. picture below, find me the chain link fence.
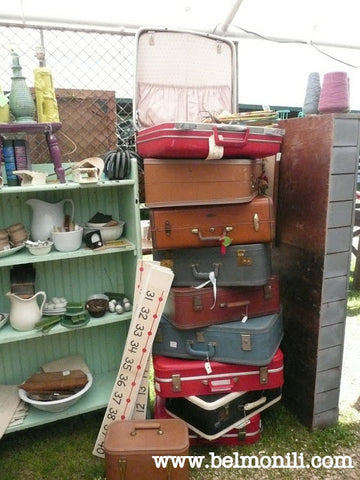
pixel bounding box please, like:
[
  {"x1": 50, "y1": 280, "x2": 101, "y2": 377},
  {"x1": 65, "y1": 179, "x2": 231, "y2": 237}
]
[{"x1": 0, "y1": 24, "x2": 136, "y2": 164}]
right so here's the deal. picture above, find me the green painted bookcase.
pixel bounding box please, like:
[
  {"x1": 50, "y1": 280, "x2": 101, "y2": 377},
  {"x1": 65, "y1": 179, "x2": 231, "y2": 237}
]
[{"x1": 0, "y1": 158, "x2": 142, "y2": 432}]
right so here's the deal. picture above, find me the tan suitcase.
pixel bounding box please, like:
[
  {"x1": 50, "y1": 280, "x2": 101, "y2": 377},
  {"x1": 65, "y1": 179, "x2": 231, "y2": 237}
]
[
  {"x1": 144, "y1": 158, "x2": 263, "y2": 208},
  {"x1": 104, "y1": 419, "x2": 189, "y2": 480},
  {"x1": 149, "y1": 195, "x2": 275, "y2": 250}
]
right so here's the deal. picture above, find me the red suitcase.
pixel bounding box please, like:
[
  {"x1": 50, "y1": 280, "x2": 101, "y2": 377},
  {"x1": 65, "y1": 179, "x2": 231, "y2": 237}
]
[
  {"x1": 154, "y1": 395, "x2": 262, "y2": 447},
  {"x1": 134, "y1": 28, "x2": 284, "y2": 159},
  {"x1": 149, "y1": 195, "x2": 275, "y2": 250},
  {"x1": 136, "y1": 122, "x2": 285, "y2": 160},
  {"x1": 163, "y1": 275, "x2": 280, "y2": 330},
  {"x1": 152, "y1": 348, "x2": 284, "y2": 398}
]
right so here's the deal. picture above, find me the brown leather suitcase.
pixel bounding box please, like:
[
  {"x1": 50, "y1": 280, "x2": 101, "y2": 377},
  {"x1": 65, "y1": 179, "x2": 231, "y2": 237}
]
[
  {"x1": 144, "y1": 158, "x2": 263, "y2": 208},
  {"x1": 104, "y1": 419, "x2": 189, "y2": 480},
  {"x1": 149, "y1": 195, "x2": 275, "y2": 250},
  {"x1": 163, "y1": 274, "x2": 280, "y2": 329}
]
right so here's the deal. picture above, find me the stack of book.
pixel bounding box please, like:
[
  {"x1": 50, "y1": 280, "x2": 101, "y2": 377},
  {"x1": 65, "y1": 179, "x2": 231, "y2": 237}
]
[{"x1": 1, "y1": 136, "x2": 31, "y2": 186}]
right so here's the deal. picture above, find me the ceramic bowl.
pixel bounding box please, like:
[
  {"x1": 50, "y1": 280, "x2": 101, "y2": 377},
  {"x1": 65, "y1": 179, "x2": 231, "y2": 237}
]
[
  {"x1": 18, "y1": 373, "x2": 93, "y2": 413},
  {"x1": 52, "y1": 226, "x2": 83, "y2": 252},
  {"x1": 25, "y1": 240, "x2": 53, "y2": 256},
  {"x1": 85, "y1": 294, "x2": 109, "y2": 318},
  {"x1": 84, "y1": 220, "x2": 124, "y2": 242}
]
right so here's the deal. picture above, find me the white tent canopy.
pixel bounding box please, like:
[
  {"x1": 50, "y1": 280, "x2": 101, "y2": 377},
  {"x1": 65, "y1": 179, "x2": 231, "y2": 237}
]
[{"x1": 2, "y1": 0, "x2": 360, "y2": 108}]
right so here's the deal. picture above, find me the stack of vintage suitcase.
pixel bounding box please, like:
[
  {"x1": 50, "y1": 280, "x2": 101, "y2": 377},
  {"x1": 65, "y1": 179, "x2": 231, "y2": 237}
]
[{"x1": 134, "y1": 28, "x2": 285, "y2": 447}]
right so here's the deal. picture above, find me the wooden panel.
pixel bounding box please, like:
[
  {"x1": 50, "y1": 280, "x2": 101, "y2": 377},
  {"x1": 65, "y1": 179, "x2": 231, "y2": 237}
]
[
  {"x1": 324, "y1": 252, "x2": 351, "y2": 278},
  {"x1": 320, "y1": 299, "x2": 347, "y2": 327},
  {"x1": 319, "y1": 323, "x2": 345, "y2": 349},
  {"x1": 328, "y1": 201, "x2": 353, "y2": 228},
  {"x1": 314, "y1": 389, "x2": 340, "y2": 414},
  {"x1": 315, "y1": 368, "x2": 341, "y2": 393},
  {"x1": 313, "y1": 409, "x2": 339, "y2": 429},
  {"x1": 317, "y1": 345, "x2": 343, "y2": 371},
  {"x1": 331, "y1": 146, "x2": 359, "y2": 174}
]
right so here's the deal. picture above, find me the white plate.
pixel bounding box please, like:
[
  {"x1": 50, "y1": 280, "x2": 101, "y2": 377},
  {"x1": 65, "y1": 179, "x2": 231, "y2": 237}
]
[
  {"x1": 0, "y1": 313, "x2": 9, "y2": 329},
  {"x1": 0, "y1": 244, "x2": 25, "y2": 258}
]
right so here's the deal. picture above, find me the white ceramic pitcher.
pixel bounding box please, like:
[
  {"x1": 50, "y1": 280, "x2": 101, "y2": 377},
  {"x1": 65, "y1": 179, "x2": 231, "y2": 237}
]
[
  {"x1": 26, "y1": 198, "x2": 74, "y2": 241},
  {"x1": 6, "y1": 291, "x2": 46, "y2": 331}
]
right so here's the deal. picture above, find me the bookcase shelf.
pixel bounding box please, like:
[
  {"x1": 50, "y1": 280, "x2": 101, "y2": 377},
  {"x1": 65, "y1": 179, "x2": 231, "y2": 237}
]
[{"x1": 0, "y1": 122, "x2": 65, "y2": 182}]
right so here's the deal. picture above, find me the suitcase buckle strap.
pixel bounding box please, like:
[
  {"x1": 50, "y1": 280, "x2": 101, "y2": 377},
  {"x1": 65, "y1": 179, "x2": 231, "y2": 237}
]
[{"x1": 193, "y1": 271, "x2": 217, "y2": 310}]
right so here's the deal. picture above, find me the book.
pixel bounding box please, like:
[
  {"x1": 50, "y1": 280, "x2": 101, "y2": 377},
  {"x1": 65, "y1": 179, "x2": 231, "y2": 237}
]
[
  {"x1": 13, "y1": 137, "x2": 31, "y2": 171},
  {"x1": 1, "y1": 138, "x2": 18, "y2": 186}
]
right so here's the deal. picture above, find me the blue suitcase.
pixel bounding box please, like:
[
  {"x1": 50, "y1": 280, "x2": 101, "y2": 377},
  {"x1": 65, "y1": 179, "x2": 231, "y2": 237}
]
[
  {"x1": 152, "y1": 309, "x2": 283, "y2": 366},
  {"x1": 153, "y1": 243, "x2": 272, "y2": 287}
]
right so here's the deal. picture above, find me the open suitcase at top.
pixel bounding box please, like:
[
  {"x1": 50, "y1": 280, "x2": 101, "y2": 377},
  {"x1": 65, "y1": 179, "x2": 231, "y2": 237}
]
[{"x1": 133, "y1": 28, "x2": 285, "y2": 160}]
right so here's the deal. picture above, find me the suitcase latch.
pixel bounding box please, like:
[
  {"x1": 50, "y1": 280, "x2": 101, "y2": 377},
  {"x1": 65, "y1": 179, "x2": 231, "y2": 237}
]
[
  {"x1": 196, "y1": 331, "x2": 206, "y2": 343},
  {"x1": 237, "y1": 250, "x2": 253, "y2": 266},
  {"x1": 193, "y1": 295, "x2": 203, "y2": 312},
  {"x1": 171, "y1": 374, "x2": 182, "y2": 392},
  {"x1": 164, "y1": 220, "x2": 171, "y2": 236},
  {"x1": 253, "y1": 213, "x2": 260, "y2": 232},
  {"x1": 241, "y1": 334, "x2": 252, "y2": 351},
  {"x1": 259, "y1": 366, "x2": 269, "y2": 384},
  {"x1": 263, "y1": 282, "x2": 272, "y2": 300},
  {"x1": 118, "y1": 458, "x2": 127, "y2": 480}
]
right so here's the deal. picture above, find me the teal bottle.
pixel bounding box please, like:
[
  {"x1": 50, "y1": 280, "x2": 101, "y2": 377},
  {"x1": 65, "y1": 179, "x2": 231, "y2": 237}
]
[{"x1": 9, "y1": 52, "x2": 35, "y2": 123}]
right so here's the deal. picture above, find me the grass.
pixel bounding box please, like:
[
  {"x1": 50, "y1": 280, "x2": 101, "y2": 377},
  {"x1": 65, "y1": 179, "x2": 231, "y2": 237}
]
[
  {"x1": 1, "y1": 403, "x2": 358, "y2": 480},
  {"x1": 1, "y1": 265, "x2": 360, "y2": 479}
]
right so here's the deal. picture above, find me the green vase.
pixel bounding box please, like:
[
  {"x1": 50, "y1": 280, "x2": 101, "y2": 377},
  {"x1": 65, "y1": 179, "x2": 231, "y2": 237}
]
[{"x1": 9, "y1": 52, "x2": 35, "y2": 123}]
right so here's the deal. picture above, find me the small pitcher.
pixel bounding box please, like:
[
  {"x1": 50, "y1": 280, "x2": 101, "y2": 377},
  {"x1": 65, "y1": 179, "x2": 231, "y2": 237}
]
[{"x1": 6, "y1": 291, "x2": 46, "y2": 331}]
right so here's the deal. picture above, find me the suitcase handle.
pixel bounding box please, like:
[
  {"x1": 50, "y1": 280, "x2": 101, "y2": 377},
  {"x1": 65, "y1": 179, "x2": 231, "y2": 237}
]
[
  {"x1": 185, "y1": 340, "x2": 216, "y2": 359},
  {"x1": 244, "y1": 396, "x2": 267, "y2": 411},
  {"x1": 220, "y1": 300, "x2": 250, "y2": 309},
  {"x1": 191, "y1": 227, "x2": 233, "y2": 242},
  {"x1": 130, "y1": 422, "x2": 164, "y2": 435},
  {"x1": 191, "y1": 263, "x2": 219, "y2": 280},
  {"x1": 213, "y1": 125, "x2": 249, "y2": 148}
]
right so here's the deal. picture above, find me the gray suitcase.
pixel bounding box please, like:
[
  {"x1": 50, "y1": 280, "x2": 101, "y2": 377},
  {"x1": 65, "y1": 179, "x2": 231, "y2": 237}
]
[
  {"x1": 152, "y1": 309, "x2": 283, "y2": 366},
  {"x1": 153, "y1": 243, "x2": 272, "y2": 287}
]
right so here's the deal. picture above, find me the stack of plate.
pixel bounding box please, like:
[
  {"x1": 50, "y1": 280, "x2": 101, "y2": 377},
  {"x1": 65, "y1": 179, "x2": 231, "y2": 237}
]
[{"x1": 43, "y1": 297, "x2": 67, "y2": 316}]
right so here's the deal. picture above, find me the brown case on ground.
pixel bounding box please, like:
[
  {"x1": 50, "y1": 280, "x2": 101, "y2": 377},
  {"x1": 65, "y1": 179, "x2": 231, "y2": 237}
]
[
  {"x1": 104, "y1": 419, "x2": 189, "y2": 480},
  {"x1": 18, "y1": 370, "x2": 88, "y2": 392},
  {"x1": 150, "y1": 195, "x2": 275, "y2": 250},
  {"x1": 144, "y1": 158, "x2": 263, "y2": 208}
]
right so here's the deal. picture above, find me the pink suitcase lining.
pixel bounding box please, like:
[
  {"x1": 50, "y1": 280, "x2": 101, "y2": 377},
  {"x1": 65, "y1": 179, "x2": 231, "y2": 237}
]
[{"x1": 134, "y1": 28, "x2": 237, "y2": 129}]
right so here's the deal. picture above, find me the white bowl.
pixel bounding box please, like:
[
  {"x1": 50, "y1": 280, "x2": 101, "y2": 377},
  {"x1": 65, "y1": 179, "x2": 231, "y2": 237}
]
[
  {"x1": 25, "y1": 240, "x2": 53, "y2": 256},
  {"x1": 84, "y1": 220, "x2": 124, "y2": 242},
  {"x1": 86, "y1": 221, "x2": 107, "y2": 229},
  {"x1": 52, "y1": 226, "x2": 83, "y2": 252},
  {"x1": 18, "y1": 373, "x2": 93, "y2": 412}
]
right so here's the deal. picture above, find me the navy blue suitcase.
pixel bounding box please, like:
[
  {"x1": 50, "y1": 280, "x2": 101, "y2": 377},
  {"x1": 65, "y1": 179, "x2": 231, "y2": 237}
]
[{"x1": 152, "y1": 309, "x2": 283, "y2": 366}]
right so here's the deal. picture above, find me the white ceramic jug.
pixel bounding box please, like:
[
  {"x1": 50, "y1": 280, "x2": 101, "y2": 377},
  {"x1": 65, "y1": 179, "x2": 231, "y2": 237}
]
[
  {"x1": 6, "y1": 291, "x2": 46, "y2": 331},
  {"x1": 26, "y1": 198, "x2": 74, "y2": 241}
]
